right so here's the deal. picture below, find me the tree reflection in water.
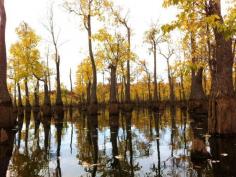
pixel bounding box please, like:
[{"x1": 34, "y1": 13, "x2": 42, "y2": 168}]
[
  {"x1": 109, "y1": 115, "x2": 120, "y2": 173},
  {"x1": 55, "y1": 110, "x2": 64, "y2": 177},
  {"x1": 0, "y1": 130, "x2": 15, "y2": 177},
  {"x1": 10, "y1": 110, "x2": 50, "y2": 177},
  {"x1": 2, "y1": 107, "x2": 236, "y2": 177}
]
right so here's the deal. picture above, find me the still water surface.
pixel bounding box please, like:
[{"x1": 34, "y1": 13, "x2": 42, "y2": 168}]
[{"x1": 5, "y1": 107, "x2": 236, "y2": 177}]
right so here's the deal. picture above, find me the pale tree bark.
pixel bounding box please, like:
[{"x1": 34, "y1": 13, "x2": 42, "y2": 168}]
[
  {"x1": 46, "y1": 47, "x2": 52, "y2": 97},
  {"x1": 159, "y1": 44, "x2": 175, "y2": 103},
  {"x1": 46, "y1": 5, "x2": 63, "y2": 107}
]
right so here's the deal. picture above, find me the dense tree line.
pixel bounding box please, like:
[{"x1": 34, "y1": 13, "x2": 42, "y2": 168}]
[{"x1": 0, "y1": 0, "x2": 236, "y2": 135}]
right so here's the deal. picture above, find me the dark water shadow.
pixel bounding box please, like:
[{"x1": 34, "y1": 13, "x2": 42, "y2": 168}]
[
  {"x1": 209, "y1": 137, "x2": 236, "y2": 177},
  {"x1": 0, "y1": 130, "x2": 15, "y2": 177}
]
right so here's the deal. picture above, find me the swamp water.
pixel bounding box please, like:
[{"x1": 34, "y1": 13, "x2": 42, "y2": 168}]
[{"x1": 2, "y1": 107, "x2": 236, "y2": 177}]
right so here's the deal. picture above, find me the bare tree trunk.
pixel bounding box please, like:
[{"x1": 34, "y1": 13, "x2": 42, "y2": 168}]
[
  {"x1": 24, "y1": 78, "x2": 31, "y2": 109},
  {"x1": 55, "y1": 55, "x2": 63, "y2": 106},
  {"x1": 234, "y1": 65, "x2": 236, "y2": 92},
  {"x1": 189, "y1": 67, "x2": 207, "y2": 113},
  {"x1": 87, "y1": 15, "x2": 97, "y2": 112},
  {"x1": 17, "y1": 82, "x2": 24, "y2": 116},
  {"x1": 148, "y1": 74, "x2": 152, "y2": 102},
  {"x1": 203, "y1": 71, "x2": 207, "y2": 95},
  {"x1": 13, "y1": 82, "x2": 17, "y2": 110},
  {"x1": 188, "y1": 33, "x2": 207, "y2": 115},
  {"x1": 44, "y1": 75, "x2": 51, "y2": 106},
  {"x1": 0, "y1": 0, "x2": 11, "y2": 105},
  {"x1": 135, "y1": 90, "x2": 140, "y2": 105},
  {"x1": 46, "y1": 51, "x2": 51, "y2": 94},
  {"x1": 179, "y1": 83, "x2": 182, "y2": 101},
  {"x1": 120, "y1": 76, "x2": 124, "y2": 103},
  {"x1": 69, "y1": 68, "x2": 73, "y2": 106},
  {"x1": 208, "y1": 0, "x2": 236, "y2": 135},
  {"x1": 47, "y1": 5, "x2": 63, "y2": 108},
  {"x1": 43, "y1": 75, "x2": 51, "y2": 116},
  {"x1": 0, "y1": 0, "x2": 15, "y2": 128},
  {"x1": 180, "y1": 72, "x2": 186, "y2": 101},
  {"x1": 86, "y1": 81, "x2": 91, "y2": 105},
  {"x1": 167, "y1": 58, "x2": 175, "y2": 103},
  {"x1": 158, "y1": 82, "x2": 161, "y2": 102},
  {"x1": 33, "y1": 80, "x2": 40, "y2": 109},
  {"x1": 109, "y1": 65, "x2": 118, "y2": 115},
  {"x1": 110, "y1": 65, "x2": 117, "y2": 103},
  {"x1": 153, "y1": 43, "x2": 158, "y2": 103},
  {"x1": 17, "y1": 83, "x2": 23, "y2": 108},
  {"x1": 125, "y1": 28, "x2": 131, "y2": 104},
  {"x1": 102, "y1": 72, "x2": 106, "y2": 104}
]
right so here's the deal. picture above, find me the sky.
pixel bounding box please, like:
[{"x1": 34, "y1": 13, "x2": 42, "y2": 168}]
[{"x1": 4, "y1": 0, "x2": 202, "y2": 88}]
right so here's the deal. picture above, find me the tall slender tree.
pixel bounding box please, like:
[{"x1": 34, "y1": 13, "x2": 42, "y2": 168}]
[
  {"x1": 64, "y1": 0, "x2": 111, "y2": 113},
  {"x1": 48, "y1": 6, "x2": 63, "y2": 107},
  {"x1": 159, "y1": 38, "x2": 175, "y2": 103},
  {"x1": 111, "y1": 7, "x2": 132, "y2": 105},
  {"x1": 144, "y1": 24, "x2": 163, "y2": 104}
]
